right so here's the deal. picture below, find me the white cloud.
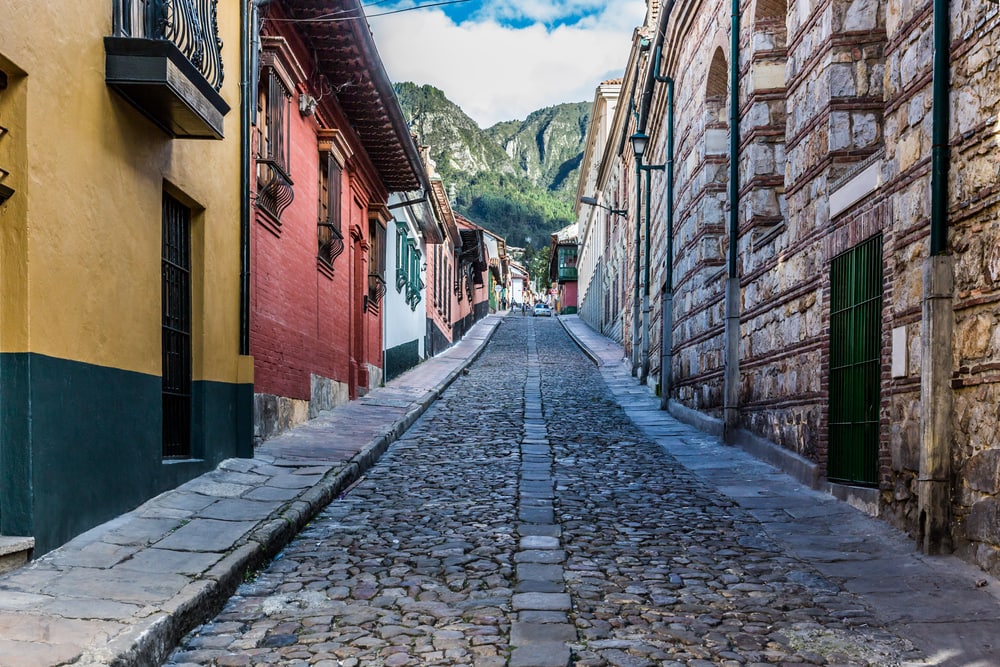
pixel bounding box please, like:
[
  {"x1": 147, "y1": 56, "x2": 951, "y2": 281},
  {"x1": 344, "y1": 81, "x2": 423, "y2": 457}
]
[{"x1": 367, "y1": 1, "x2": 644, "y2": 128}]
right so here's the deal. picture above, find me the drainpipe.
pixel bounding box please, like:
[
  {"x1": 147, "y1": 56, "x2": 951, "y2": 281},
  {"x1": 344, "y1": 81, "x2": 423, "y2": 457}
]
[
  {"x1": 633, "y1": 3, "x2": 676, "y2": 393},
  {"x1": 632, "y1": 156, "x2": 642, "y2": 376},
  {"x1": 235, "y1": 0, "x2": 256, "y2": 457},
  {"x1": 723, "y1": 0, "x2": 741, "y2": 439},
  {"x1": 918, "y1": 0, "x2": 953, "y2": 555},
  {"x1": 659, "y1": 76, "x2": 674, "y2": 410},
  {"x1": 239, "y1": 0, "x2": 255, "y2": 356}
]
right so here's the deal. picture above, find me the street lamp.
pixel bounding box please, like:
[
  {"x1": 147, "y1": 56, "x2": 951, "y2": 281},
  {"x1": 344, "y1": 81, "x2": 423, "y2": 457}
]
[
  {"x1": 629, "y1": 131, "x2": 665, "y2": 385},
  {"x1": 630, "y1": 131, "x2": 649, "y2": 160},
  {"x1": 579, "y1": 196, "x2": 627, "y2": 217}
]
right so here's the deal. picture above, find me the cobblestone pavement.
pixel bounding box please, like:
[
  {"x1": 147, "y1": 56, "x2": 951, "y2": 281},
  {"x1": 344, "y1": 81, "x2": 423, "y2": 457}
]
[{"x1": 165, "y1": 317, "x2": 920, "y2": 667}]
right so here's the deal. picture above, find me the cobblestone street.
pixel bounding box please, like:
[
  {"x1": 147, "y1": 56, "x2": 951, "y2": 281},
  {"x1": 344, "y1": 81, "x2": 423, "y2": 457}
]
[{"x1": 165, "y1": 317, "x2": 921, "y2": 667}]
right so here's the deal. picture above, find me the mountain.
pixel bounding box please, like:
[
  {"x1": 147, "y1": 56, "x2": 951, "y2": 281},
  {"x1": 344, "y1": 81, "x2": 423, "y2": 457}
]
[
  {"x1": 487, "y1": 102, "x2": 591, "y2": 195},
  {"x1": 394, "y1": 82, "x2": 590, "y2": 249}
]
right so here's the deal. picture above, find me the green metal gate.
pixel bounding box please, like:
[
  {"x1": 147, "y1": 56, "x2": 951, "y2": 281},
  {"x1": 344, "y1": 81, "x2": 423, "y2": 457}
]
[{"x1": 828, "y1": 234, "x2": 882, "y2": 485}]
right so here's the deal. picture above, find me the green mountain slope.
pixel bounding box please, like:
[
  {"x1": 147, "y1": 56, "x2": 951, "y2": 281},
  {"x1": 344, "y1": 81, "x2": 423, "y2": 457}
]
[{"x1": 395, "y1": 82, "x2": 590, "y2": 248}]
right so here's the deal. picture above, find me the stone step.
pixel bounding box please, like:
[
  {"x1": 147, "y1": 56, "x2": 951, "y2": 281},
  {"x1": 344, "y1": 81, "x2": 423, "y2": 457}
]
[{"x1": 0, "y1": 536, "x2": 34, "y2": 575}]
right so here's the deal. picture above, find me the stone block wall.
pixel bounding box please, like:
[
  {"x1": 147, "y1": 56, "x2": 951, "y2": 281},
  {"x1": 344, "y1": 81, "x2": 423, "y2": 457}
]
[
  {"x1": 596, "y1": 0, "x2": 1000, "y2": 575},
  {"x1": 657, "y1": 0, "x2": 731, "y2": 416},
  {"x1": 943, "y1": 3, "x2": 1000, "y2": 573}
]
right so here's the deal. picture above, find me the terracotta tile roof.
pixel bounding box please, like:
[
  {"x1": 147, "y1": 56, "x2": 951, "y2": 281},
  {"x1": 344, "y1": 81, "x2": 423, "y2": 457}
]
[{"x1": 284, "y1": 0, "x2": 427, "y2": 192}]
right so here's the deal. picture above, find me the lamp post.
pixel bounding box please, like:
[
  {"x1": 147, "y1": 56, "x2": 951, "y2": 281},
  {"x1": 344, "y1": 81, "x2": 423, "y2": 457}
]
[
  {"x1": 579, "y1": 196, "x2": 627, "y2": 218},
  {"x1": 630, "y1": 131, "x2": 665, "y2": 386}
]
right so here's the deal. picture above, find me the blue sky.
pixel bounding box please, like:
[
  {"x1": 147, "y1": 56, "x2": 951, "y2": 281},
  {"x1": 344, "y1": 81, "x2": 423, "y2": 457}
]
[{"x1": 367, "y1": 0, "x2": 646, "y2": 127}]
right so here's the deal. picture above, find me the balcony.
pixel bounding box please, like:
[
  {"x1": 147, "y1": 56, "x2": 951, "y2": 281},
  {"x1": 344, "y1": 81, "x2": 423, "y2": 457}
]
[
  {"x1": 105, "y1": 0, "x2": 230, "y2": 139},
  {"x1": 557, "y1": 266, "x2": 578, "y2": 282}
]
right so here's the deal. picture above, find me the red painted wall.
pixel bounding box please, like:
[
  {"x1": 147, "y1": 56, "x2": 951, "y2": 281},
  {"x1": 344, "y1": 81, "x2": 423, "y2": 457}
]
[
  {"x1": 251, "y1": 15, "x2": 385, "y2": 402},
  {"x1": 562, "y1": 281, "x2": 578, "y2": 308}
]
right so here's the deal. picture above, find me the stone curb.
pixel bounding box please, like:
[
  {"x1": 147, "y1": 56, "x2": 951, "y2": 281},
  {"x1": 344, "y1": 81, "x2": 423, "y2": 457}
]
[
  {"x1": 81, "y1": 316, "x2": 504, "y2": 667},
  {"x1": 556, "y1": 316, "x2": 602, "y2": 367}
]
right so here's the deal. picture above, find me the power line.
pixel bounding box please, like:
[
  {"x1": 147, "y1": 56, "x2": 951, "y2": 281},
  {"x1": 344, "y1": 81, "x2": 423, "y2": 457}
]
[{"x1": 268, "y1": 0, "x2": 471, "y2": 22}]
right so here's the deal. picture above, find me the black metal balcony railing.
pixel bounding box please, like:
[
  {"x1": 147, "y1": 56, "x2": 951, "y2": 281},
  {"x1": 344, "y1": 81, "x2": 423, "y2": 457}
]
[
  {"x1": 368, "y1": 273, "x2": 387, "y2": 307},
  {"x1": 256, "y1": 159, "x2": 294, "y2": 223},
  {"x1": 318, "y1": 224, "x2": 344, "y2": 267},
  {"x1": 113, "y1": 0, "x2": 224, "y2": 92}
]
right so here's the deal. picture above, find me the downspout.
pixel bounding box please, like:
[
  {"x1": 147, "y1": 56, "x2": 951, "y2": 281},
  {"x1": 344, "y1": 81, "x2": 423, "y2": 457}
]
[
  {"x1": 626, "y1": 36, "x2": 650, "y2": 377},
  {"x1": 659, "y1": 75, "x2": 674, "y2": 409},
  {"x1": 239, "y1": 0, "x2": 251, "y2": 356},
  {"x1": 918, "y1": 0, "x2": 953, "y2": 555},
  {"x1": 633, "y1": 152, "x2": 642, "y2": 376},
  {"x1": 636, "y1": 2, "x2": 676, "y2": 388},
  {"x1": 236, "y1": 0, "x2": 256, "y2": 457},
  {"x1": 723, "y1": 0, "x2": 742, "y2": 438},
  {"x1": 640, "y1": 165, "x2": 652, "y2": 383}
]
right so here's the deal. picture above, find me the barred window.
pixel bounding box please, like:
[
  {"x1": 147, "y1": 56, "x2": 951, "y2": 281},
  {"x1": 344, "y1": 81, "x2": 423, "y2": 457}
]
[
  {"x1": 367, "y1": 217, "x2": 387, "y2": 308},
  {"x1": 318, "y1": 153, "x2": 343, "y2": 267},
  {"x1": 257, "y1": 67, "x2": 290, "y2": 171},
  {"x1": 255, "y1": 61, "x2": 293, "y2": 225}
]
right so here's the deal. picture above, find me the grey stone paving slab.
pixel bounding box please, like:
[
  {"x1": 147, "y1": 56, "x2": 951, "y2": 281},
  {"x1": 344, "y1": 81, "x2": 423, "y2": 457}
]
[
  {"x1": 512, "y1": 593, "x2": 571, "y2": 611},
  {"x1": 518, "y1": 524, "x2": 561, "y2": 538},
  {"x1": 243, "y1": 485, "x2": 303, "y2": 501},
  {"x1": 114, "y1": 547, "x2": 223, "y2": 575},
  {"x1": 517, "y1": 610, "x2": 569, "y2": 624},
  {"x1": 516, "y1": 563, "x2": 565, "y2": 581},
  {"x1": 516, "y1": 580, "x2": 565, "y2": 593},
  {"x1": 519, "y1": 507, "x2": 555, "y2": 523},
  {"x1": 154, "y1": 518, "x2": 258, "y2": 552},
  {"x1": 511, "y1": 621, "x2": 576, "y2": 644},
  {"x1": 509, "y1": 644, "x2": 572, "y2": 667},
  {"x1": 514, "y1": 549, "x2": 565, "y2": 564},
  {"x1": 520, "y1": 536, "x2": 560, "y2": 550},
  {"x1": 196, "y1": 497, "x2": 283, "y2": 521},
  {"x1": 40, "y1": 568, "x2": 191, "y2": 604}
]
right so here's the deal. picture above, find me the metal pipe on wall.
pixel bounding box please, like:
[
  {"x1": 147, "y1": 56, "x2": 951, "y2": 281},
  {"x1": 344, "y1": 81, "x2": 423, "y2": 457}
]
[
  {"x1": 918, "y1": 0, "x2": 954, "y2": 556},
  {"x1": 723, "y1": 0, "x2": 742, "y2": 436}
]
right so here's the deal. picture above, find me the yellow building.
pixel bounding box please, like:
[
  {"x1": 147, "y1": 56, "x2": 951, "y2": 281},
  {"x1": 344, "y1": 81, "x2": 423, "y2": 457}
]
[{"x1": 0, "y1": 0, "x2": 252, "y2": 555}]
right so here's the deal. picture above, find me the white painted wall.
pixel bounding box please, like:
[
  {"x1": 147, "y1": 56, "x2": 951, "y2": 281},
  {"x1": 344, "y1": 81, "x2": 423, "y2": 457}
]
[{"x1": 384, "y1": 195, "x2": 430, "y2": 365}]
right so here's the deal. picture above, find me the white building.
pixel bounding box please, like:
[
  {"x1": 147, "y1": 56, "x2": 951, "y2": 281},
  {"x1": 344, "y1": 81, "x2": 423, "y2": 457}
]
[{"x1": 383, "y1": 191, "x2": 441, "y2": 380}]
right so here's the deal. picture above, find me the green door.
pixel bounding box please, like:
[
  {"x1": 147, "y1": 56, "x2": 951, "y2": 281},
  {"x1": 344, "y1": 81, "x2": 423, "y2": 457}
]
[{"x1": 828, "y1": 234, "x2": 882, "y2": 485}]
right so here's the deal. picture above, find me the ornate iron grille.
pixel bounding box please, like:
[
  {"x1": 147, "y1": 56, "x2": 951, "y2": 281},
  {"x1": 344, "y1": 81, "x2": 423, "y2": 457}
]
[
  {"x1": 162, "y1": 192, "x2": 192, "y2": 458},
  {"x1": 318, "y1": 155, "x2": 343, "y2": 266},
  {"x1": 113, "y1": 0, "x2": 224, "y2": 91},
  {"x1": 828, "y1": 233, "x2": 882, "y2": 486},
  {"x1": 256, "y1": 68, "x2": 293, "y2": 222}
]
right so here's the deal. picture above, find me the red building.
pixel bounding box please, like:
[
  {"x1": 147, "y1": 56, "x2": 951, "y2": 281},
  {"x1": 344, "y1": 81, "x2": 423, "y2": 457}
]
[
  {"x1": 250, "y1": 0, "x2": 428, "y2": 442},
  {"x1": 455, "y1": 215, "x2": 491, "y2": 332}
]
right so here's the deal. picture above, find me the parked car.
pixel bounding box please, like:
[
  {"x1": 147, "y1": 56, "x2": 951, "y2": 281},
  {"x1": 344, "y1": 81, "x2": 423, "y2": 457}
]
[{"x1": 533, "y1": 303, "x2": 553, "y2": 317}]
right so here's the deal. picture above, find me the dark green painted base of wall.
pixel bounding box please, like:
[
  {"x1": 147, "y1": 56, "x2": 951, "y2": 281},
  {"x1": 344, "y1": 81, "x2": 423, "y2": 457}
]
[
  {"x1": 0, "y1": 353, "x2": 252, "y2": 555},
  {"x1": 384, "y1": 340, "x2": 421, "y2": 382},
  {"x1": 428, "y1": 320, "x2": 451, "y2": 358}
]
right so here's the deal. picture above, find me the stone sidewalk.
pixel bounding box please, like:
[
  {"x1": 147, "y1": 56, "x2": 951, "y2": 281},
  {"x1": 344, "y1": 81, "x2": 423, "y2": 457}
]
[
  {"x1": 0, "y1": 315, "x2": 503, "y2": 667},
  {"x1": 559, "y1": 314, "x2": 1000, "y2": 667}
]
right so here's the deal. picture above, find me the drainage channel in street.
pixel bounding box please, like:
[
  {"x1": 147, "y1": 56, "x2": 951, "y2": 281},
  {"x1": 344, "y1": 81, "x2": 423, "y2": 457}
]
[{"x1": 509, "y1": 320, "x2": 576, "y2": 667}]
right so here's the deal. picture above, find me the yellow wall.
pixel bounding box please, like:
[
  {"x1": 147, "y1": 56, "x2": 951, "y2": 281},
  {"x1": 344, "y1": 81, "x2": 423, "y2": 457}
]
[{"x1": 0, "y1": 2, "x2": 244, "y2": 383}]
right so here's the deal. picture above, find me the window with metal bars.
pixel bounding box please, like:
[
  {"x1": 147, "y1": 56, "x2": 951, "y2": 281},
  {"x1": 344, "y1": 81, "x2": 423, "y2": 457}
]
[
  {"x1": 318, "y1": 152, "x2": 343, "y2": 267},
  {"x1": 367, "y1": 218, "x2": 387, "y2": 309},
  {"x1": 162, "y1": 192, "x2": 192, "y2": 458},
  {"x1": 255, "y1": 65, "x2": 293, "y2": 223},
  {"x1": 828, "y1": 233, "x2": 883, "y2": 486}
]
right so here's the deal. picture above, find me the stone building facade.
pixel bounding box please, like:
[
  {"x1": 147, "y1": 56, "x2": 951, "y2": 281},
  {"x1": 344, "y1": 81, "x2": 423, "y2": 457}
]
[{"x1": 580, "y1": 0, "x2": 1000, "y2": 573}]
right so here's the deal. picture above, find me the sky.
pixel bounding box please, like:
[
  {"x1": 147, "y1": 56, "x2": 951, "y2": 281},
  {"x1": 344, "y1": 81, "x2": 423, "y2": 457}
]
[{"x1": 366, "y1": 0, "x2": 647, "y2": 128}]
